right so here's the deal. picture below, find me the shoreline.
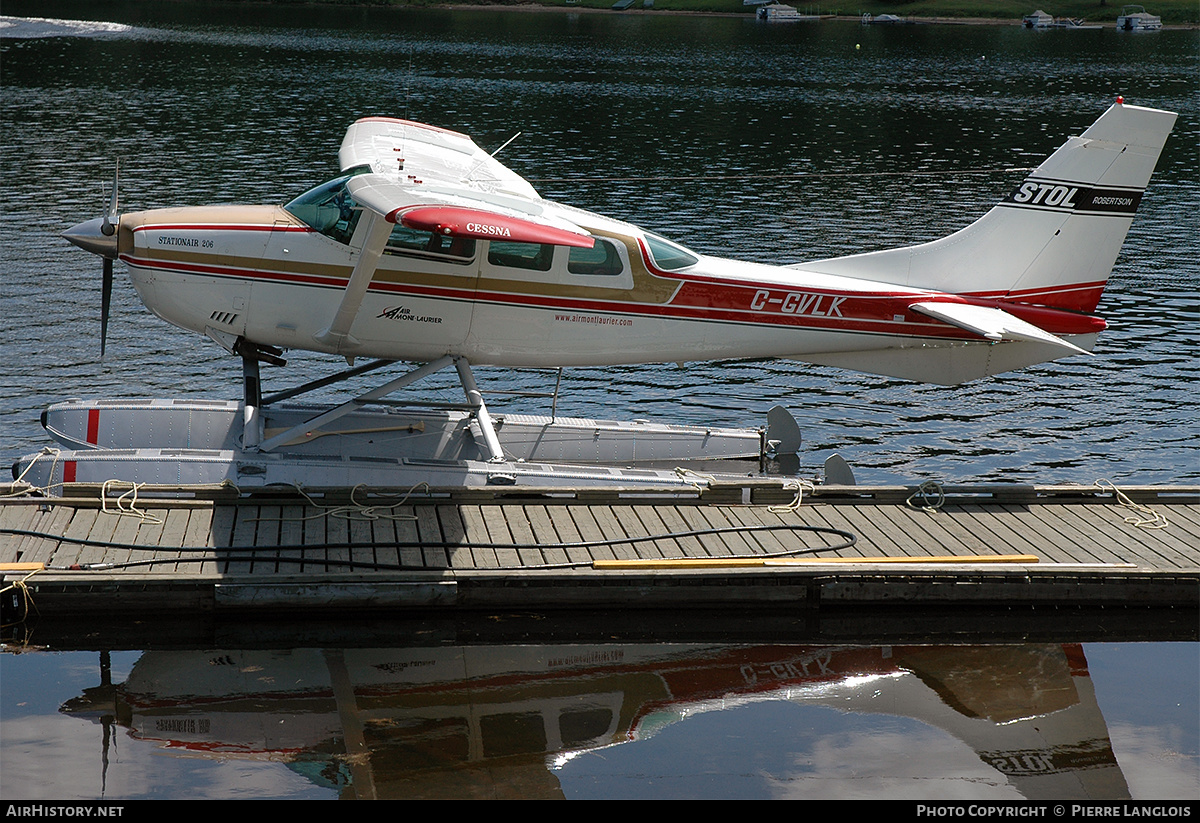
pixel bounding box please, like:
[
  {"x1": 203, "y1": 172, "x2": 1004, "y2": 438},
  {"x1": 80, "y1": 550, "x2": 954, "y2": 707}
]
[{"x1": 440, "y1": 3, "x2": 1195, "y2": 27}]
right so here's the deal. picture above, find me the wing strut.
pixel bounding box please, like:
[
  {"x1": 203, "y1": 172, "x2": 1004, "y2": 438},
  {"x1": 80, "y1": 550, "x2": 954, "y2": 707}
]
[{"x1": 313, "y1": 210, "x2": 394, "y2": 353}]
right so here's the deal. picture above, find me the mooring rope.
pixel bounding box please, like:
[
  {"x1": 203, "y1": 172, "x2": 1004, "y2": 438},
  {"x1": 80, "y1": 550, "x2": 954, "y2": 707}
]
[
  {"x1": 0, "y1": 568, "x2": 41, "y2": 627},
  {"x1": 1094, "y1": 479, "x2": 1169, "y2": 530},
  {"x1": 2, "y1": 447, "x2": 63, "y2": 499}
]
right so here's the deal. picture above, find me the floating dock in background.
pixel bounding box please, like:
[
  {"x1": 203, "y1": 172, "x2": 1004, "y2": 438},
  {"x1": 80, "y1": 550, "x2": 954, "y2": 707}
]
[{"x1": 2, "y1": 481, "x2": 1197, "y2": 628}]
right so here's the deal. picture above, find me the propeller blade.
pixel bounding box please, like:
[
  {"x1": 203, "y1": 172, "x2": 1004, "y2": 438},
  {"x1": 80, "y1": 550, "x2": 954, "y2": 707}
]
[
  {"x1": 102, "y1": 160, "x2": 119, "y2": 237},
  {"x1": 101, "y1": 257, "x2": 113, "y2": 358}
]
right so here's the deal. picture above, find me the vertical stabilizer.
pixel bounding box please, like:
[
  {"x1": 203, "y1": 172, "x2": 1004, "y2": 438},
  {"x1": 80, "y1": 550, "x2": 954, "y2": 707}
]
[{"x1": 791, "y1": 102, "x2": 1177, "y2": 312}]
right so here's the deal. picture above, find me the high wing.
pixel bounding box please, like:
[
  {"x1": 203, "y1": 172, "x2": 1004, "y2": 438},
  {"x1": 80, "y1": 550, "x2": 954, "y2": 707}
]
[
  {"x1": 339, "y1": 116, "x2": 541, "y2": 200},
  {"x1": 314, "y1": 117, "x2": 594, "y2": 352}
]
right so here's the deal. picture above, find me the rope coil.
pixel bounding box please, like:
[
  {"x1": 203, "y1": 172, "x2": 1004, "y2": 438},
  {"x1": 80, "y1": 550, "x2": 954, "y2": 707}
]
[{"x1": 906, "y1": 480, "x2": 946, "y2": 513}]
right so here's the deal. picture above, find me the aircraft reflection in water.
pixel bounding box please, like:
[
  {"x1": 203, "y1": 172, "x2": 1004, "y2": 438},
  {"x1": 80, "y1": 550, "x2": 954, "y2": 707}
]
[{"x1": 61, "y1": 643, "x2": 1129, "y2": 799}]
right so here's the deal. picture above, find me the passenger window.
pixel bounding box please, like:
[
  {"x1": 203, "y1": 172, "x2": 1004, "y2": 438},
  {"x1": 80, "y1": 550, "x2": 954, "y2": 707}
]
[
  {"x1": 567, "y1": 238, "x2": 624, "y2": 276},
  {"x1": 386, "y1": 224, "x2": 475, "y2": 262},
  {"x1": 487, "y1": 241, "x2": 553, "y2": 272}
]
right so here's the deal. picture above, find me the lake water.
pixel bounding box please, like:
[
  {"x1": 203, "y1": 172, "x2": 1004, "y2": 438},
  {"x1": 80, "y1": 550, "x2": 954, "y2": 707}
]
[{"x1": 0, "y1": 1, "x2": 1196, "y2": 802}]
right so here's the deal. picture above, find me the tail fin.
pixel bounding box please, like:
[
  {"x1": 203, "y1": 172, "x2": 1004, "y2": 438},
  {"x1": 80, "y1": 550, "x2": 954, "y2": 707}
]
[{"x1": 792, "y1": 102, "x2": 1177, "y2": 312}]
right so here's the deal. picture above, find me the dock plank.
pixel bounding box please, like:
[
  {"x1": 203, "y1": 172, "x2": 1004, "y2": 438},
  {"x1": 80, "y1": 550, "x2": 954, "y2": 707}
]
[
  {"x1": 438, "y1": 505, "x2": 473, "y2": 569},
  {"x1": 991, "y1": 504, "x2": 1097, "y2": 564},
  {"x1": 719, "y1": 505, "x2": 796, "y2": 558},
  {"x1": 480, "y1": 504, "x2": 522, "y2": 568},
  {"x1": 225, "y1": 506, "x2": 259, "y2": 575},
  {"x1": 609, "y1": 506, "x2": 660, "y2": 561},
  {"x1": 590, "y1": 506, "x2": 638, "y2": 561},
  {"x1": 297, "y1": 505, "x2": 327, "y2": 574},
  {"x1": 203, "y1": 505, "x2": 235, "y2": 575},
  {"x1": 251, "y1": 505, "x2": 283, "y2": 575},
  {"x1": 415, "y1": 505, "x2": 449, "y2": 568},
  {"x1": 125, "y1": 507, "x2": 168, "y2": 575},
  {"x1": 544, "y1": 506, "x2": 592, "y2": 565},
  {"x1": 277, "y1": 504, "x2": 306, "y2": 575},
  {"x1": 390, "y1": 507, "x2": 424, "y2": 569},
  {"x1": 628, "y1": 505, "x2": 682, "y2": 558},
  {"x1": 504, "y1": 506, "x2": 544, "y2": 567},
  {"x1": 646, "y1": 505, "x2": 706, "y2": 557},
  {"x1": 525, "y1": 505, "x2": 571, "y2": 566},
  {"x1": 795, "y1": 504, "x2": 880, "y2": 558},
  {"x1": 565, "y1": 505, "x2": 614, "y2": 562},
  {"x1": 1066, "y1": 503, "x2": 1195, "y2": 569},
  {"x1": 0, "y1": 504, "x2": 38, "y2": 564},
  {"x1": 2, "y1": 503, "x2": 53, "y2": 565},
  {"x1": 175, "y1": 507, "x2": 214, "y2": 576}
]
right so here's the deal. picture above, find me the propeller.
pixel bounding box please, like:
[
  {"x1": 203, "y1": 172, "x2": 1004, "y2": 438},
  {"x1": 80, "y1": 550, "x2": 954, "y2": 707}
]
[
  {"x1": 62, "y1": 161, "x2": 122, "y2": 359},
  {"x1": 99, "y1": 161, "x2": 119, "y2": 358}
]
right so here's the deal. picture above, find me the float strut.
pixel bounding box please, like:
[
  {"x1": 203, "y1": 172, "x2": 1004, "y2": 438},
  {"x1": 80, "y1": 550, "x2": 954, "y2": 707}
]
[
  {"x1": 242, "y1": 354, "x2": 262, "y2": 450},
  {"x1": 455, "y1": 358, "x2": 505, "y2": 463}
]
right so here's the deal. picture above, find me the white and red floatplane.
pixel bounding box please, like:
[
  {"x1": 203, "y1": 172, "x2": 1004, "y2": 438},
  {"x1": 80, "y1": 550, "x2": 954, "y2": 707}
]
[{"x1": 16, "y1": 99, "x2": 1176, "y2": 492}]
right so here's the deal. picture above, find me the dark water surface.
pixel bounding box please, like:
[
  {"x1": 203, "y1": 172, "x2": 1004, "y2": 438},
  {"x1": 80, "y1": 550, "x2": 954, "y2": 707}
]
[
  {"x1": 1, "y1": 1, "x2": 1196, "y2": 484},
  {"x1": 0, "y1": 2, "x2": 1197, "y2": 801}
]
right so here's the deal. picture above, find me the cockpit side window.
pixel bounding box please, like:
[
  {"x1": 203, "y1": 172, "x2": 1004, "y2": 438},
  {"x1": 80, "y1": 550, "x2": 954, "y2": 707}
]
[
  {"x1": 644, "y1": 233, "x2": 699, "y2": 271},
  {"x1": 567, "y1": 238, "x2": 624, "y2": 276},
  {"x1": 283, "y1": 170, "x2": 367, "y2": 245}
]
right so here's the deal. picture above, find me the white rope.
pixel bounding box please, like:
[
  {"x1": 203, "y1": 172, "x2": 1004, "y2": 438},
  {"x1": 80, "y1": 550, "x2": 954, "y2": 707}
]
[
  {"x1": 673, "y1": 467, "x2": 716, "y2": 489},
  {"x1": 247, "y1": 482, "x2": 430, "y2": 524},
  {"x1": 1094, "y1": 479, "x2": 1169, "y2": 530},
  {"x1": 99, "y1": 480, "x2": 163, "y2": 524},
  {"x1": 768, "y1": 479, "x2": 815, "y2": 514}
]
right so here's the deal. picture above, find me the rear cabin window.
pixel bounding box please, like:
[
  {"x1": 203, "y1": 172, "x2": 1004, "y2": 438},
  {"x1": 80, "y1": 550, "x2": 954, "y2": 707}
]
[
  {"x1": 386, "y1": 224, "x2": 476, "y2": 263},
  {"x1": 567, "y1": 238, "x2": 624, "y2": 276},
  {"x1": 644, "y1": 233, "x2": 699, "y2": 271},
  {"x1": 487, "y1": 240, "x2": 553, "y2": 272}
]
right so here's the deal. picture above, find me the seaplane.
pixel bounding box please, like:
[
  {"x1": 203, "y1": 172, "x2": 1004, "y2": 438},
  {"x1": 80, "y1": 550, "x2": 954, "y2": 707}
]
[{"x1": 16, "y1": 99, "x2": 1176, "y2": 493}]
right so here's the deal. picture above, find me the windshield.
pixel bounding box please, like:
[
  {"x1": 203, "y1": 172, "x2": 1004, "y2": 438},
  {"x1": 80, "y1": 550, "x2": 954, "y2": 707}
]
[{"x1": 284, "y1": 170, "x2": 367, "y2": 244}]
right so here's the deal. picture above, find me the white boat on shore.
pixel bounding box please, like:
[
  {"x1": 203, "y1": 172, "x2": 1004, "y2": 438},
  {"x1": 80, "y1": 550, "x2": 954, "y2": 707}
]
[
  {"x1": 755, "y1": 4, "x2": 817, "y2": 22},
  {"x1": 1115, "y1": 4, "x2": 1162, "y2": 30}
]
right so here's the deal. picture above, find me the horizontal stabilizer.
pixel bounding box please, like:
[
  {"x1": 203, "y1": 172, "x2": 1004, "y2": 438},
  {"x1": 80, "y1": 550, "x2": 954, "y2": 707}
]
[{"x1": 910, "y1": 301, "x2": 1091, "y2": 355}]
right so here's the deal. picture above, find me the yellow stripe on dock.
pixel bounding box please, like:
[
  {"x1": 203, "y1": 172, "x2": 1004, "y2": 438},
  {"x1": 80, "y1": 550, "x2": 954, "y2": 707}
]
[{"x1": 592, "y1": 554, "x2": 1040, "y2": 569}]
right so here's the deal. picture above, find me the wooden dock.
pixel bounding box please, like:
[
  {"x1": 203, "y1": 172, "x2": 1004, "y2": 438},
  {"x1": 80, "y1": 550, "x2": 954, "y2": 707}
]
[{"x1": 2, "y1": 480, "x2": 1197, "y2": 629}]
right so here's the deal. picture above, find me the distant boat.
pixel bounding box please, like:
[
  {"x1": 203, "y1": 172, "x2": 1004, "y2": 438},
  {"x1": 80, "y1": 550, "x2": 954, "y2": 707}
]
[
  {"x1": 1023, "y1": 9, "x2": 1054, "y2": 27},
  {"x1": 1115, "y1": 4, "x2": 1162, "y2": 29},
  {"x1": 756, "y1": 4, "x2": 817, "y2": 22},
  {"x1": 861, "y1": 13, "x2": 911, "y2": 24}
]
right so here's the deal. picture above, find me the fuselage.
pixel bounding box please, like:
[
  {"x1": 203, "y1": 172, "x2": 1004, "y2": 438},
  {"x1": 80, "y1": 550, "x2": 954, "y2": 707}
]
[{"x1": 112, "y1": 186, "x2": 1101, "y2": 369}]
